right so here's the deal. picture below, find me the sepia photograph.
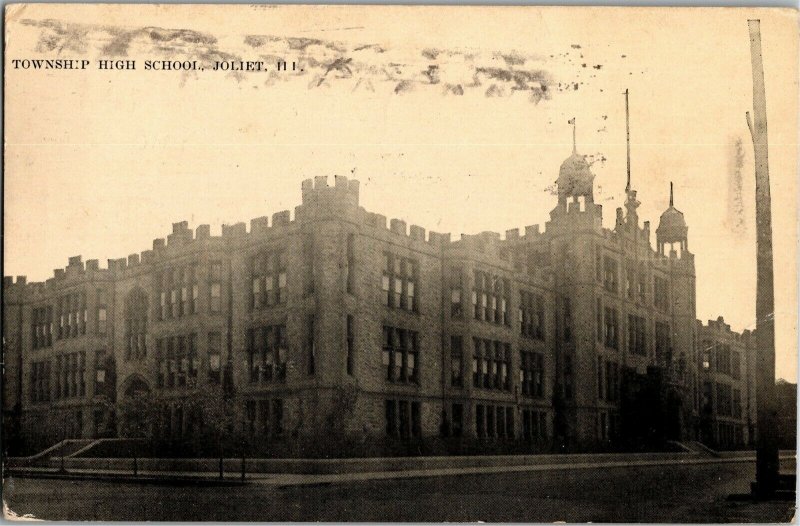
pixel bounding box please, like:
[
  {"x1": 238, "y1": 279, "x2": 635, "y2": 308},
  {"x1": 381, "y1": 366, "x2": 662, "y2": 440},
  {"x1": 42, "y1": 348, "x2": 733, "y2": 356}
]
[{"x1": 2, "y1": 4, "x2": 798, "y2": 522}]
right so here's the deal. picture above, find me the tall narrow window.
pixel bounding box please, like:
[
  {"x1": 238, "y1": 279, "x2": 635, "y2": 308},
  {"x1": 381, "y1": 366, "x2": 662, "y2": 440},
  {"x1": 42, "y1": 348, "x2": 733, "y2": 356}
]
[
  {"x1": 563, "y1": 297, "x2": 573, "y2": 342},
  {"x1": 304, "y1": 234, "x2": 315, "y2": 295},
  {"x1": 210, "y1": 262, "x2": 222, "y2": 313},
  {"x1": 450, "y1": 336, "x2": 463, "y2": 387},
  {"x1": 124, "y1": 288, "x2": 148, "y2": 361},
  {"x1": 208, "y1": 331, "x2": 222, "y2": 384},
  {"x1": 450, "y1": 268, "x2": 463, "y2": 318},
  {"x1": 346, "y1": 315, "x2": 354, "y2": 376},
  {"x1": 346, "y1": 233, "x2": 355, "y2": 294},
  {"x1": 308, "y1": 316, "x2": 316, "y2": 375}
]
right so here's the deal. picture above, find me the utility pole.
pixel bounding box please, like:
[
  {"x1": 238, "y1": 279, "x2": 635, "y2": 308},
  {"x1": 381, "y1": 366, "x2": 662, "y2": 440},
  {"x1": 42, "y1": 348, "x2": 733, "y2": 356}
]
[{"x1": 745, "y1": 18, "x2": 779, "y2": 498}]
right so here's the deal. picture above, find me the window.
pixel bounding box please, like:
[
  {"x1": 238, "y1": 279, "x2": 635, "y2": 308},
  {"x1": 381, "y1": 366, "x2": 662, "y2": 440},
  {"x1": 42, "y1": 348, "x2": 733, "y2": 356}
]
[
  {"x1": 79, "y1": 292, "x2": 87, "y2": 335},
  {"x1": 382, "y1": 326, "x2": 419, "y2": 383},
  {"x1": 304, "y1": 234, "x2": 315, "y2": 295},
  {"x1": 450, "y1": 336, "x2": 463, "y2": 387},
  {"x1": 731, "y1": 350, "x2": 741, "y2": 379},
  {"x1": 563, "y1": 354, "x2": 574, "y2": 400},
  {"x1": 596, "y1": 252, "x2": 603, "y2": 282},
  {"x1": 626, "y1": 265, "x2": 636, "y2": 299},
  {"x1": 171, "y1": 269, "x2": 181, "y2": 318},
  {"x1": 345, "y1": 233, "x2": 355, "y2": 294},
  {"x1": 716, "y1": 383, "x2": 733, "y2": 417},
  {"x1": 188, "y1": 333, "x2": 198, "y2": 383},
  {"x1": 346, "y1": 315, "x2": 354, "y2": 376},
  {"x1": 604, "y1": 360, "x2": 619, "y2": 401},
  {"x1": 385, "y1": 399, "x2": 421, "y2": 440},
  {"x1": 124, "y1": 289, "x2": 148, "y2": 361},
  {"x1": 520, "y1": 351, "x2": 544, "y2": 397},
  {"x1": 654, "y1": 276, "x2": 669, "y2": 311},
  {"x1": 637, "y1": 272, "x2": 647, "y2": 303},
  {"x1": 247, "y1": 325, "x2": 288, "y2": 383},
  {"x1": 655, "y1": 322, "x2": 671, "y2": 362},
  {"x1": 522, "y1": 409, "x2": 547, "y2": 441},
  {"x1": 597, "y1": 356, "x2": 604, "y2": 399},
  {"x1": 476, "y1": 404, "x2": 485, "y2": 438},
  {"x1": 382, "y1": 253, "x2": 418, "y2": 312},
  {"x1": 603, "y1": 257, "x2": 618, "y2": 293},
  {"x1": 627, "y1": 314, "x2": 646, "y2": 356},
  {"x1": 30, "y1": 361, "x2": 51, "y2": 402},
  {"x1": 450, "y1": 268, "x2": 463, "y2": 318},
  {"x1": 473, "y1": 271, "x2": 510, "y2": 325},
  {"x1": 210, "y1": 261, "x2": 223, "y2": 313},
  {"x1": 386, "y1": 399, "x2": 397, "y2": 437},
  {"x1": 473, "y1": 338, "x2": 511, "y2": 391},
  {"x1": 250, "y1": 252, "x2": 286, "y2": 309},
  {"x1": 716, "y1": 343, "x2": 732, "y2": 375},
  {"x1": 604, "y1": 307, "x2": 619, "y2": 349},
  {"x1": 95, "y1": 351, "x2": 107, "y2": 386},
  {"x1": 32, "y1": 306, "x2": 53, "y2": 349},
  {"x1": 520, "y1": 291, "x2": 545, "y2": 339},
  {"x1": 272, "y1": 399, "x2": 284, "y2": 436},
  {"x1": 208, "y1": 331, "x2": 221, "y2": 384},
  {"x1": 562, "y1": 297, "x2": 573, "y2": 342},
  {"x1": 702, "y1": 341, "x2": 711, "y2": 370},
  {"x1": 451, "y1": 403, "x2": 463, "y2": 437},
  {"x1": 307, "y1": 316, "x2": 316, "y2": 375}
]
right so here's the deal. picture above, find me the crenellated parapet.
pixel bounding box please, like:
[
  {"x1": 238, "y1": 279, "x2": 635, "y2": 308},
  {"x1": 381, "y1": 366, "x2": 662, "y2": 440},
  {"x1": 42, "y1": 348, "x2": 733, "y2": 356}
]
[
  {"x1": 301, "y1": 175, "x2": 359, "y2": 208},
  {"x1": 2, "y1": 275, "x2": 29, "y2": 302}
]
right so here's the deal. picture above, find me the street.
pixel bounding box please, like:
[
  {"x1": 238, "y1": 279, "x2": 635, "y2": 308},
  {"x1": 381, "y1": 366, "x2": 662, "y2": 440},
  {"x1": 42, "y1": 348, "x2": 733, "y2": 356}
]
[{"x1": 3, "y1": 459, "x2": 795, "y2": 522}]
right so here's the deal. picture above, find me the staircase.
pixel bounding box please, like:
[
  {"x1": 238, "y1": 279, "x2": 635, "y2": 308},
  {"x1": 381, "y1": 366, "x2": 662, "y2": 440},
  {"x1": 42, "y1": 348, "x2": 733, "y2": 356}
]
[
  {"x1": 667, "y1": 440, "x2": 720, "y2": 457},
  {"x1": 6, "y1": 439, "x2": 96, "y2": 468}
]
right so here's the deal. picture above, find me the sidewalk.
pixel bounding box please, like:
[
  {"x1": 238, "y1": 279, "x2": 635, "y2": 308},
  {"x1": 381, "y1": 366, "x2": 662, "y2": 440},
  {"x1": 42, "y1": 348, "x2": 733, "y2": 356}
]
[{"x1": 7, "y1": 452, "x2": 794, "y2": 488}]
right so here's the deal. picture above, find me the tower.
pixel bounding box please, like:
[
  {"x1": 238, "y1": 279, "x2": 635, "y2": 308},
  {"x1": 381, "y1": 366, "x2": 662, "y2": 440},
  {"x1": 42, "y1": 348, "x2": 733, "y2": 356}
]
[
  {"x1": 656, "y1": 183, "x2": 688, "y2": 256},
  {"x1": 556, "y1": 118, "x2": 596, "y2": 209}
]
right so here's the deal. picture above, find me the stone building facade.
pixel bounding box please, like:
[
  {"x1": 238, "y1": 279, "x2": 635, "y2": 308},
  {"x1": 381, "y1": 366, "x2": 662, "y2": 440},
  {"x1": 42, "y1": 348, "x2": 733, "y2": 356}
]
[
  {"x1": 698, "y1": 317, "x2": 758, "y2": 448},
  {"x1": 3, "y1": 144, "x2": 758, "y2": 455}
]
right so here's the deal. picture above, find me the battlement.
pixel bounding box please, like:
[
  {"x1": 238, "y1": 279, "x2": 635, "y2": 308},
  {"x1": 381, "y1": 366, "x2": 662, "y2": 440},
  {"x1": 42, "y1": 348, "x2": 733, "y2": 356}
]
[{"x1": 301, "y1": 175, "x2": 360, "y2": 207}]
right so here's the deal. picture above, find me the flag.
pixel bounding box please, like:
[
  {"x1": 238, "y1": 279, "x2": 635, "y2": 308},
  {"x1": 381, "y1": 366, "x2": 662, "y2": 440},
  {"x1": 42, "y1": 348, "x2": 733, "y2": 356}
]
[{"x1": 568, "y1": 117, "x2": 575, "y2": 124}]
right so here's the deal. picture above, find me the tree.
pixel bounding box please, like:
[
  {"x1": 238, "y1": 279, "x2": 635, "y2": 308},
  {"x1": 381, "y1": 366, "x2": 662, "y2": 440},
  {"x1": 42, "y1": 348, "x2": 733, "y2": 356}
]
[
  {"x1": 184, "y1": 384, "x2": 240, "y2": 478},
  {"x1": 117, "y1": 390, "x2": 163, "y2": 475}
]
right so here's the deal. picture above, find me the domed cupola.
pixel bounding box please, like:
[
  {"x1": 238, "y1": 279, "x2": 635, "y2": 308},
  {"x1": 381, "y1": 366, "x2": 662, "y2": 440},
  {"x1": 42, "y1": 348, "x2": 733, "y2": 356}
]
[
  {"x1": 656, "y1": 182, "x2": 689, "y2": 255},
  {"x1": 556, "y1": 119, "x2": 595, "y2": 205}
]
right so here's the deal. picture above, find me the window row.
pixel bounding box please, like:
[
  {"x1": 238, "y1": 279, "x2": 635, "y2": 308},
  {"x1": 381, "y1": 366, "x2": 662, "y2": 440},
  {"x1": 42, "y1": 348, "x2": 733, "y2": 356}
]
[
  {"x1": 519, "y1": 291, "x2": 545, "y2": 340},
  {"x1": 382, "y1": 326, "x2": 419, "y2": 384},
  {"x1": 472, "y1": 339, "x2": 512, "y2": 391},
  {"x1": 597, "y1": 357, "x2": 621, "y2": 402},
  {"x1": 522, "y1": 409, "x2": 549, "y2": 441},
  {"x1": 472, "y1": 271, "x2": 510, "y2": 326},
  {"x1": 251, "y1": 252, "x2": 287, "y2": 309},
  {"x1": 244, "y1": 398, "x2": 285, "y2": 438},
  {"x1": 385, "y1": 399, "x2": 422, "y2": 439},
  {"x1": 706, "y1": 342, "x2": 741, "y2": 379},
  {"x1": 246, "y1": 325, "x2": 288, "y2": 383},
  {"x1": 30, "y1": 361, "x2": 51, "y2": 402},
  {"x1": 475, "y1": 404, "x2": 514, "y2": 439},
  {"x1": 156, "y1": 334, "x2": 199, "y2": 388},
  {"x1": 31, "y1": 306, "x2": 53, "y2": 349},
  {"x1": 382, "y1": 253, "x2": 418, "y2": 312},
  {"x1": 54, "y1": 352, "x2": 87, "y2": 400},
  {"x1": 596, "y1": 253, "x2": 670, "y2": 311},
  {"x1": 157, "y1": 264, "x2": 200, "y2": 319},
  {"x1": 520, "y1": 351, "x2": 544, "y2": 398},
  {"x1": 57, "y1": 292, "x2": 88, "y2": 339}
]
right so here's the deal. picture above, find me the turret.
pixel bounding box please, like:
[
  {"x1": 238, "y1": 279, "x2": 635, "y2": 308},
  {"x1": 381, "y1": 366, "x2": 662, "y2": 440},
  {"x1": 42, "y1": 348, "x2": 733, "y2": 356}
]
[
  {"x1": 556, "y1": 118, "x2": 595, "y2": 209},
  {"x1": 656, "y1": 182, "x2": 689, "y2": 256}
]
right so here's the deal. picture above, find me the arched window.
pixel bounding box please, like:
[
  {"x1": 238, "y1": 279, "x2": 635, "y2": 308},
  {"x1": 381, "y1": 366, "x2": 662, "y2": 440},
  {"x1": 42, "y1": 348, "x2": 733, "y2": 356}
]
[{"x1": 125, "y1": 288, "x2": 148, "y2": 361}]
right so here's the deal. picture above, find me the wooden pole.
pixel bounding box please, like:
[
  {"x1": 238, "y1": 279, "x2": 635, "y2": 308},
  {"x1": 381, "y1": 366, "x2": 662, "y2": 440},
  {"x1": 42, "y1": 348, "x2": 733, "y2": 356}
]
[{"x1": 746, "y1": 18, "x2": 779, "y2": 497}]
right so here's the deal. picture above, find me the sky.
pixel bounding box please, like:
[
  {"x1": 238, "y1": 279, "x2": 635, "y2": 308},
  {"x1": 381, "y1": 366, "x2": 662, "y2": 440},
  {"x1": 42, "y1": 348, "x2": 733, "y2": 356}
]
[{"x1": 4, "y1": 5, "x2": 798, "y2": 381}]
